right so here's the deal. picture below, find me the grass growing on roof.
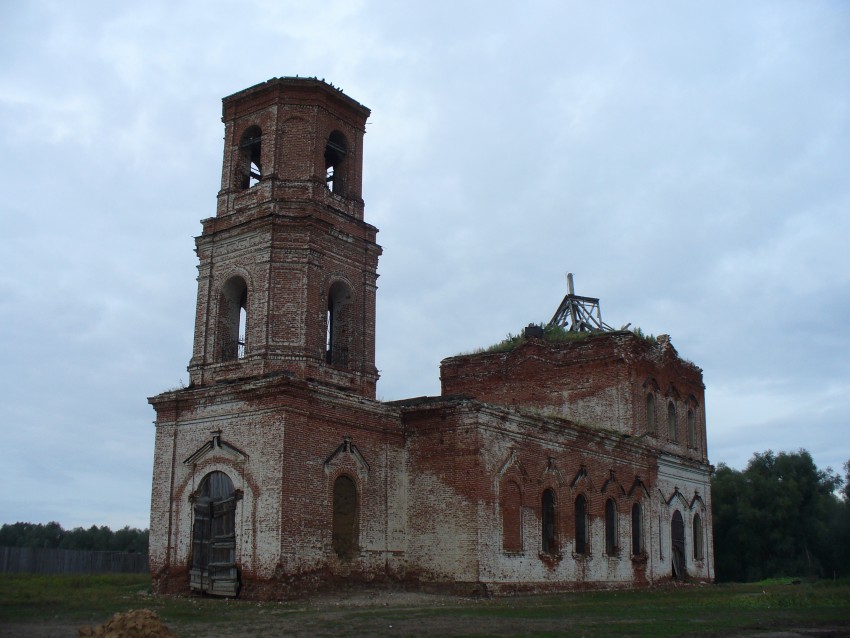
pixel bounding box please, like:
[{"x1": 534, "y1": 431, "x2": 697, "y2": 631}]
[{"x1": 460, "y1": 324, "x2": 657, "y2": 356}]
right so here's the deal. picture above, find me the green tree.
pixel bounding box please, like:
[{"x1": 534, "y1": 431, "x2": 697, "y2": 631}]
[
  {"x1": 712, "y1": 449, "x2": 847, "y2": 581},
  {"x1": 710, "y1": 463, "x2": 748, "y2": 582},
  {"x1": 0, "y1": 521, "x2": 64, "y2": 548},
  {"x1": 1, "y1": 522, "x2": 148, "y2": 553},
  {"x1": 844, "y1": 460, "x2": 850, "y2": 503},
  {"x1": 833, "y1": 459, "x2": 850, "y2": 576}
]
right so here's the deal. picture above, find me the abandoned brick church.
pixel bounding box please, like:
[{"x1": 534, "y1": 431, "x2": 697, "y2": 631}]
[{"x1": 148, "y1": 78, "x2": 714, "y2": 598}]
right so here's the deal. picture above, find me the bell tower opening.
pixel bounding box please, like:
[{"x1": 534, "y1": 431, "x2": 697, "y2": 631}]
[
  {"x1": 326, "y1": 281, "x2": 352, "y2": 367},
  {"x1": 324, "y1": 130, "x2": 347, "y2": 195},
  {"x1": 217, "y1": 276, "x2": 248, "y2": 362},
  {"x1": 237, "y1": 125, "x2": 262, "y2": 189}
]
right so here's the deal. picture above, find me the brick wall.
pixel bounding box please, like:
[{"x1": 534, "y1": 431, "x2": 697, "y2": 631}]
[
  {"x1": 149, "y1": 374, "x2": 405, "y2": 597},
  {"x1": 440, "y1": 332, "x2": 708, "y2": 462}
]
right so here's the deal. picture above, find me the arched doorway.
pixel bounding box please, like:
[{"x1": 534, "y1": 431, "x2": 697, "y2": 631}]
[
  {"x1": 190, "y1": 471, "x2": 238, "y2": 596},
  {"x1": 671, "y1": 510, "x2": 686, "y2": 580}
]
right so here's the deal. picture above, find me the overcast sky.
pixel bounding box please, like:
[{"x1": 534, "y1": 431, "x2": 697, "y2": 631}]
[{"x1": 2, "y1": 1, "x2": 848, "y2": 530}]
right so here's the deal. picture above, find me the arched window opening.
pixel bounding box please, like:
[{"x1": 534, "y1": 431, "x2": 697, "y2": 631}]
[
  {"x1": 332, "y1": 475, "x2": 358, "y2": 560},
  {"x1": 667, "y1": 401, "x2": 678, "y2": 442},
  {"x1": 191, "y1": 471, "x2": 238, "y2": 596},
  {"x1": 218, "y1": 277, "x2": 248, "y2": 362},
  {"x1": 237, "y1": 126, "x2": 262, "y2": 189},
  {"x1": 324, "y1": 131, "x2": 347, "y2": 195},
  {"x1": 671, "y1": 510, "x2": 686, "y2": 580},
  {"x1": 687, "y1": 409, "x2": 697, "y2": 448},
  {"x1": 605, "y1": 499, "x2": 618, "y2": 555},
  {"x1": 575, "y1": 494, "x2": 588, "y2": 555},
  {"x1": 631, "y1": 503, "x2": 643, "y2": 555},
  {"x1": 645, "y1": 394, "x2": 656, "y2": 434},
  {"x1": 501, "y1": 480, "x2": 522, "y2": 552},
  {"x1": 325, "y1": 281, "x2": 352, "y2": 367},
  {"x1": 693, "y1": 514, "x2": 704, "y2": 561},
  {"x1": 541, "y1": 489, "x2": 557, "y2": 555}
]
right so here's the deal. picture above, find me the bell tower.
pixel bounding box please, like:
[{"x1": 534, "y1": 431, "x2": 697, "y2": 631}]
[{"x1": 187, "y1": 78, "x2": 381, "y2": 398}]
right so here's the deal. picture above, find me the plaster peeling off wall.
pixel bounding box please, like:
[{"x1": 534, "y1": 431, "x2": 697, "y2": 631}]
[
  {"x1": 405, "y1": 472, "x2": 479, "y2": 582},
  {"x1": 560, "y1": 386, "x2": 627, "y2": 434}
]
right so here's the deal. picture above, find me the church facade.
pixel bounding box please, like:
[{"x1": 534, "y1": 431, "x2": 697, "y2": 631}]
[{"x1": 148, "y1": 78, "x2": 714, "y2": 599}]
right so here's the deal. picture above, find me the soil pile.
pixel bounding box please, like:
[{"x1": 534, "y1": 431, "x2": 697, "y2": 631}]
[{"x1": 78, "y1": 609, "x2": 177, "y2": 638}]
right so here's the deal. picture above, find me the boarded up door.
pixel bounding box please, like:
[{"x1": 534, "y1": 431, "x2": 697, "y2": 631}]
[
  {"x1": 208, "y1": 497, "x2": 238, "y2": 596},
  {"x1": 189, "y1": 472, "x2": 238, "y2": 596}
]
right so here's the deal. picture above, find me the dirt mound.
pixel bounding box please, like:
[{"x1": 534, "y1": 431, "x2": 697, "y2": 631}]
[{"x1": 78, "y1": 609, "x2": 177, "y2": 638}]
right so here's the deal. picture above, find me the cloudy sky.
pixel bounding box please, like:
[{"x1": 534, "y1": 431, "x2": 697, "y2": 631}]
[{"x1": 2, "y1": 1, "x2": 848, "y2": 530}]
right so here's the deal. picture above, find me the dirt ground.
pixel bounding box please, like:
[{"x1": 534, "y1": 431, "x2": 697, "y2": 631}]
[{"x1": 2, "y1": 589, "x2": 849, "y2": 638}]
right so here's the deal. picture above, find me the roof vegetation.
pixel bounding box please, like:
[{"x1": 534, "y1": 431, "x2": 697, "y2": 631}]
[{"x1": 459, "y1": 323, "x2": 658, "y2": 356}]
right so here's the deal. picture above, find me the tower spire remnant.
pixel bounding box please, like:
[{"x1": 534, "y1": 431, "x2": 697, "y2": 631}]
[{"x1": 548, "y1": 273, "x2": 615, "y2": 332}]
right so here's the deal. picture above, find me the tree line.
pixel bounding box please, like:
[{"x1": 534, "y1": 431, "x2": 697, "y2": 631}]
[
  {"x1": 712, "y1": 449, "x2": 850, "y2": 582},
  {"x1": 0, "y1": 522, "x2": 148, "y2": 554}
]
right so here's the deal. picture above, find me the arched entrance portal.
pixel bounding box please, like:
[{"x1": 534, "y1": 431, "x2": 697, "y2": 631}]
[
  {"x1": 190, "y1": 471, "x2": 238, "y2": 596},
  {"x1": 671, "y1": 510, "x2": 686, "y2": 580}
]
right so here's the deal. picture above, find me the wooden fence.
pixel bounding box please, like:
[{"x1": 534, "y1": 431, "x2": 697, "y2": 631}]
[{"x1": 0, "y1": 547, "x2": 149, "y2": 574}]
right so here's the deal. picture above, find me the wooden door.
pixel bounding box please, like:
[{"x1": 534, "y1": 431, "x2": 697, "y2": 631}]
[
  {"x1": 208, "y1": 497, "x2": 238, "y2": 596},
  {"x1": 189, "y1": 472, "x2": 238, "y2": 596},
  {"x1": 190, "y1": 499, "x2": 211, "y2": 592}
]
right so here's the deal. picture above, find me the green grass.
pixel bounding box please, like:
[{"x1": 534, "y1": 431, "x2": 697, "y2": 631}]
[
  {"x1": 0, "y1": 573, "x2": 151, "y2": 622},
  {"x1": 1, "y1": 575, "x2": 849, "y2": 637},
  {"x1": 0, "y1": 573, "x2": 294, "y2": 624},
  {"x1": 459, "y1": 324, "x2": 658, "y2": 357},
  {"x1": 461, "y1": 323, "x2": 596, "y2": 356}
]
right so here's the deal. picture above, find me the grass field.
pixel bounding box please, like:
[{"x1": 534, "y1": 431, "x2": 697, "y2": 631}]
[{"x1": 1, "y1": 575, "x2": 849, "y2": 637}]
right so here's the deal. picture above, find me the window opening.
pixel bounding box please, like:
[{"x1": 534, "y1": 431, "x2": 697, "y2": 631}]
[
  {"x1": 687, "y1": 409, "x2": 696, "y2": 448},
  {"x1": 326, "y1": 297, "x2": 333, "y2": 360},
  {"x1": 575, "y1": 494, "x2": 588, "y2": 555},
  {"x1": 238, "y1": 305, "x2": 247, "y2": 359},
  {"x1": 324, "y1": 131, "x2": 347, "y2": 195},
  {"x1": 238, "y1": 126, "x2": 262, "y2": 189},
  {"x1": 667, "y1": 401, "x2": 678, "y2": 442},
  {"x1": 541, "y1": 489, "x2": 557, "y2": 554},
  {"x1": 325, "y1": 281, "x2": 351, "y2": 367},
  {"x1": 605, "y1": 499, "x2": 618, "y2": 555},
  {"x1": 646, "y1": 394, "x2": 656, "y2": 434},
  {"x1": 631, "y1": 503, "x2": 643, "y2": 555},
  {"x1": 501, "y1": 480, "x2": 522, "y2": 552},
  {"x1": 332, "y1": 475, "x2": 358, "y2": 560},
  {"x1": 218, "y1": 277, "x2": 248, "y2": 362},
  {"x1": 693, "y1": 514, "x2": 704, "y2": 561},
  {"x1": 671, "y1": 510, "x2": 686, "y2": 579},
  {"x1": 190, "y1": 471, "x2": 238, "y2": 596}
]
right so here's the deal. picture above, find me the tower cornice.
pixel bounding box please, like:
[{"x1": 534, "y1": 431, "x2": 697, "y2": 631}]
[{"x1": 222, "y1": 77, "x2": 370, "y2": 130}]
